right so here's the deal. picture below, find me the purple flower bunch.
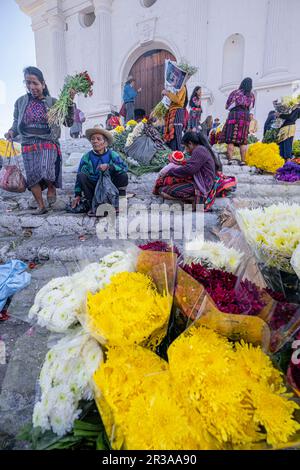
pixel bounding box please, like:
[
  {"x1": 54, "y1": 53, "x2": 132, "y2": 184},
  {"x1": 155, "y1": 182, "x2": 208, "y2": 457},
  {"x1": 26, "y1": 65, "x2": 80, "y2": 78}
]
[{"x1": 275, "y1": 161, "x2": 300, "y2": 182}]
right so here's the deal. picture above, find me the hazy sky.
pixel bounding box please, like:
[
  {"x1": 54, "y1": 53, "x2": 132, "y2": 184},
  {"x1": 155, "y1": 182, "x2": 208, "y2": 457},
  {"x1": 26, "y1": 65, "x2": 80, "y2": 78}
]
[{"x1": 0, "y1": 0, "x2": 36, "y2": 137}]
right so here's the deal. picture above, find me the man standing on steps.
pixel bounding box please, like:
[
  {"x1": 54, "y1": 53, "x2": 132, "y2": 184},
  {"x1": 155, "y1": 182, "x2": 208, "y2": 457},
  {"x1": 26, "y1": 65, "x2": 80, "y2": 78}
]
[{"x1": 122, "y1": 77, "x2": 141, "y2": 123}]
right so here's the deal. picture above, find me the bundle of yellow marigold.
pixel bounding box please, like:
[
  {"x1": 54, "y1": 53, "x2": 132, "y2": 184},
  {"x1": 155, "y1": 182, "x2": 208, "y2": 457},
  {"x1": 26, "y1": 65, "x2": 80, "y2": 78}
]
[
  {"x1": 86, "y1": 272, "x2": 171, "y2": 347},
  {"x1": 245, "y1": 142, "x2": 284, "y2": 173}
]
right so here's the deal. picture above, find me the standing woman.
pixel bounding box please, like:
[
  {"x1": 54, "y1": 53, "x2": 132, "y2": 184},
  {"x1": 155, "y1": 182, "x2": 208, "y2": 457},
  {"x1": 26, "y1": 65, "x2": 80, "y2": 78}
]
[
  {"x1": 201, "y1": 115, "x2": 213, "y2": 137},
  {"x1": 221, "y1": 77, "x2": 255, "y2": 165},
  {"x1": 277, "y1": 106, "x2": 300, "y2": 160},
  {"x1": 163, "y1": 85, "x2": 188, "y2": 151},
  {"x1": 188, "y1": 86, "x2": 202, "y2": 131},
  {"x1": 5, "y1": 67, "x2": 74, "y2": 214},
  {"x1": 122, "y1": 77, "x2": 141, "y2": 123}
]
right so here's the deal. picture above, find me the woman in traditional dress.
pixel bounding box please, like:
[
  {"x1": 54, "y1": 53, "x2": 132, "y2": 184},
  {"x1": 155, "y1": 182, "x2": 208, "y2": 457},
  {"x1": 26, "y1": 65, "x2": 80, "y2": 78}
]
[
  {"x1": 5, "y1": 66, "x2": 74, "y2": 214},
  {"x1": 163, "y1": 85, "x2": 188, "y2": 151},
  {"x1": 188, "y1": 86, "x2": 202, "y2": 131},
  {"x1": 153, "y1": 131, "x2": 236, "y2": 211},
  {"x1": 221, "y1": 77, "x2": 255, "y2": 165},
  {"x1": 277, "y1": 106, "x2": 300, "y2": 160},
  {"x1": 71, "y1": 127, "x2": 128, "y2": 216}
]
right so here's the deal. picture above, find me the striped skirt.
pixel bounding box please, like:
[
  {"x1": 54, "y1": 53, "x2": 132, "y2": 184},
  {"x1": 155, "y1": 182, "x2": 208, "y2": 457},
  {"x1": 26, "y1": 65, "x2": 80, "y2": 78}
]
[
  {"x1": 157, "y1": 175, "x2": 222, "y2": 211},
  {"x1": 164, "y1": 108, "x2": 185, "y2": 151},
  {"x1": 22, "y1": 141, "x2": 62, "y2": 190},
  {"x1": 221, "y1": 108, "x2": 250, "y2": 146}
]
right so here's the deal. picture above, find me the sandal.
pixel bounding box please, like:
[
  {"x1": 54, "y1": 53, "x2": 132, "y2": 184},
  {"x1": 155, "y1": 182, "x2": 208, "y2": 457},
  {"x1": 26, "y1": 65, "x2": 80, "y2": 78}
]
[
  {"x1": 239, "y1": 161, "x2": 246, "y2": 166},
  {"x1": 0, "y1": 310, "x2": 9, "y2": 321},
  {"x1": 87, "y1": 210, "x2": 97, "y2": 217},
  {"x1": 47, "y1": 195, "x2": 57, "y2": 207},
  {"x1": 31, "y1": 207, "x2": 48, "y2": 215}
]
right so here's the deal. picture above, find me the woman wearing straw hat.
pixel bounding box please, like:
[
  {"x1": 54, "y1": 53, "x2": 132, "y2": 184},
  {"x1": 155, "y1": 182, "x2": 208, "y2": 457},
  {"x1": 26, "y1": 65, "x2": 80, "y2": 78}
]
[{"x1": 71, "y1": 126, "x2": 128, "y2": 216}]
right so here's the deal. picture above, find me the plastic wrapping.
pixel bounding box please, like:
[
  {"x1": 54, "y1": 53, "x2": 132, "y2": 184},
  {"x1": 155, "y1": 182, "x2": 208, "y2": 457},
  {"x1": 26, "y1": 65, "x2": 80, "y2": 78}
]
[
  {"x1": 0, "y1": 260, "x2": 31, "y2": 311},
  {"x1": 235, "y1": 203, "x2": 300, "y2": 303},
  {"x1": 84, "y1": 249, "x2": 176, "y2": 351}
]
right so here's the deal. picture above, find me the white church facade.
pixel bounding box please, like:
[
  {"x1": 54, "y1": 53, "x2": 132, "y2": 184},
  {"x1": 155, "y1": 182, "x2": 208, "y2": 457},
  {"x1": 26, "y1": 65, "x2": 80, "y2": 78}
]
[{"x1": 16, "y1": 0, "x2": 300, "y2": 138}]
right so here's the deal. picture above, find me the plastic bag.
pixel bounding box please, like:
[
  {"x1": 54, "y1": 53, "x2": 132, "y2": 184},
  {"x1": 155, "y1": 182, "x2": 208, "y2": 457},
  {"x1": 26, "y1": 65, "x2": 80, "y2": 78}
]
[
  {"x1": 0, "y1": 260, "x2": 31, "y2": 311},
  {"x1": 0, "y1": 164, "x2": 26, "y2": 192},
  {"x1": 125, "y1": 134, "x2": 157, "y2": 165},
  {"x1": 91, "y1": 170, "x2": 119, "y2": 212}
]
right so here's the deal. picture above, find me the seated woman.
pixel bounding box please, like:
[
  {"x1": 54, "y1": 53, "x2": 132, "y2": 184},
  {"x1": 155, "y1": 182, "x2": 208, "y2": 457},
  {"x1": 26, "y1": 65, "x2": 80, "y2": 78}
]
[
  {"x1": 71, "y1": 126, "x2": 128, "y2": 216},
  {"x1": 153, "y1": 131, "x2": 236, "y2": 211}
]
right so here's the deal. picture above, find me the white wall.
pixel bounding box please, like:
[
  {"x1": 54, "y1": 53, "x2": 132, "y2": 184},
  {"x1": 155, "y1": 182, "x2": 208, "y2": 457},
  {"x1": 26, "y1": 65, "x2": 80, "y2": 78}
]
[{"x1": 17, "y1": 0, "x2": 300, "y2": 138}]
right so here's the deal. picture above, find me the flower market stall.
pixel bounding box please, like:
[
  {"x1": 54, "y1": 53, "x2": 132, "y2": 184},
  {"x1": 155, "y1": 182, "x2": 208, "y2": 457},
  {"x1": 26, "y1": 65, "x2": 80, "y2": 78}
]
[
  {"x1": 110, "y1": 120, "x2": 170, "y2": 175},
  {"x1": 17, "y1": 221, "x2": 300, "y2": 450}
]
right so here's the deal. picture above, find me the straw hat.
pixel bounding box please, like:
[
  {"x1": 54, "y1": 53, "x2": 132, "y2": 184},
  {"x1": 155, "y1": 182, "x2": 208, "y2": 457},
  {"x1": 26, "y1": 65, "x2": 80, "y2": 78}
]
[{"x1": 85, "y1": 125, "x2": 113, "y2": 145}]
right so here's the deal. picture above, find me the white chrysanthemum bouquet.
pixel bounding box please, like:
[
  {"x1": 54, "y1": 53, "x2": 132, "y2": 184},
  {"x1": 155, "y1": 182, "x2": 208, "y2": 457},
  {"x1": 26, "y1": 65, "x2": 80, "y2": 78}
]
[
  {"x1": 184, "y1": 240, "x2": 243, "y2": 274},
  {"x1": 29, "y1": 251, "x2": 136, "y2": 332},
  {"x1": 33, "y1": 328, "x2": 103, "y2": 436}
]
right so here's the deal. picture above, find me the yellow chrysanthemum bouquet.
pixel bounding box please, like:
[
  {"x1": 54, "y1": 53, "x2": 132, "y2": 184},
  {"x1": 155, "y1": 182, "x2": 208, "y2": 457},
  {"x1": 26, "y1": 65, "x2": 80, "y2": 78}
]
[
  {"x1": 93, "y1": 322, "x2": 300, "y2": 450},
  {"x1": 245, "y1": 142, "x2": 284, "y2": 173},
  {"x1": 83, "y1": 249, "x2": 176, "y2": 349}
]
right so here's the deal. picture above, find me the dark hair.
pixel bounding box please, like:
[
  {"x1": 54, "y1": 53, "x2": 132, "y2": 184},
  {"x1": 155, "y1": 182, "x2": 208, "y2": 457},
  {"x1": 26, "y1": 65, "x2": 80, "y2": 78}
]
[
  {"x1": 239, "y1": 77, "x2": 253, "y2": 96},
  {"x1": 189, "y1": 86, "x2": 201, "y2": 108},
  {"x1": 114, "y1": 112, "x2": 120, "y2": 117},
  {"x1": 126, "y1": 78, "x2": 135, "y2": 86},
  {"x1": 23, "y1": 66, "x2": 50, "y2": 96},
  {"x1": 203, "y1": 115, "x2": 213, "y2": 127},
  {"x1": 182, "y1": 131, "x2": 222, "y2": 172},
  {"x1": 134, "y1": 108, "x2": 146, "y2": 120},
  {"x1": 184, "y1": 86, "x2": 189, "y2": 108}
]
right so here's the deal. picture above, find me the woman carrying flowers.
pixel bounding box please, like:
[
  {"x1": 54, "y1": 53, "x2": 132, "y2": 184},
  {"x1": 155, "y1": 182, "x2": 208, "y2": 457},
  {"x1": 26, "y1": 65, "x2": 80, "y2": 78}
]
[
  {"x1": 221, "y1": 77, "x2": 255, "y2": 165},
  {"x1": 188, "y1": 86, "x2": 202, "y2": 131},
  {"x1": 71, "y1": 126, "x2": 128, "y2": 216},
  {"x1": 163, "y1": 85, "x2": 188, "y2": 151},
  {"x1": 5, "y1": 66, "x2": 74, "y2": 214},
  {"x1": 277, "y1": 106, "x2": 300, "y2": 160}
]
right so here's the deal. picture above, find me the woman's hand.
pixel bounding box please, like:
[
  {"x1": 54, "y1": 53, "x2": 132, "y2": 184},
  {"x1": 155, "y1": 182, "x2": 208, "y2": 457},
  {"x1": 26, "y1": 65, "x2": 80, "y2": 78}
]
[
  {"x1": 4, "y1": 130, "x2": 14, "y2": 141},
  {"x1": 99, "y1": 164, "x2": 109, "y2": 172},
  {"x1": 162, "y1": 89, "x2": 168, "y2": 96},
  {"x1": 69, "y1": 88, "x2": 76, "y2": 100},
  {"x1": 71, "y1": 196, "x2": 81, "y2": 209},
  {"x1": 138, "y1": 88, "x2": 142, "y2": 93}
]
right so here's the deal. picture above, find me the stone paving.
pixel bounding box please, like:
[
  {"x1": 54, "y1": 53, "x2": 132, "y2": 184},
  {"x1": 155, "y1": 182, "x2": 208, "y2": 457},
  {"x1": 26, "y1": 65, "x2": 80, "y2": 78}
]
[{"x1": 0, "y1": 138, "x2": 299, "y2": 448}]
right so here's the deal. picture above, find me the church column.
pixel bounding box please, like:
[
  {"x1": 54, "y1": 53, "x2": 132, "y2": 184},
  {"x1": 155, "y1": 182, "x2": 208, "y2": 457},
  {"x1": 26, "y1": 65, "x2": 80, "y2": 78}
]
[
  {"x1": 94, "y1": 0, "x2": 113, "y2": 115},
  {"x1": 262, "y1": 0, "x2": 289, "y2": 78},
  {"x1": 187, "y1": 0, "x2": 209, "y2": 86},
  {"x1": 46, "y1": 10, "x2": 67, "y2": 97}
]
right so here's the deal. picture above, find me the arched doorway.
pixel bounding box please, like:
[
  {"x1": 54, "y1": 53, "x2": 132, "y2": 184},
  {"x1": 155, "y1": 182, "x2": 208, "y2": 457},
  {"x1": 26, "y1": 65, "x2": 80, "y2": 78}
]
[{"x1": 129, "y1": 49, "x2": 176, "y2": 115}]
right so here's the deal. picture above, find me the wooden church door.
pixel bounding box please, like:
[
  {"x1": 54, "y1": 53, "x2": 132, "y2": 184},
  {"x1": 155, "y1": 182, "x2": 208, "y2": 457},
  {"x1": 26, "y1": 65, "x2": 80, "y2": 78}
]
[{"x1": 128, "y1": 49, "x2": 176, "y2": 115}]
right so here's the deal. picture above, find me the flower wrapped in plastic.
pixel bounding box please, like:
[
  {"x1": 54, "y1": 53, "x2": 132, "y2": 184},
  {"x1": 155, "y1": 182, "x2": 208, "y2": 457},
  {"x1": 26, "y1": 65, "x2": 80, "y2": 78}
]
[
  {"x1": 291, "y1": 243, "x2": 300, "y2": 279},
  {"x1": 184, "y1": 239, "x2": 243, "y2": 274},
  {"x1": 236, "y1": 203, "x2": 300, "y2": 302},
  {"x1": 85, "y1": 249, "x2": 176, "y2": 350},
  {"x1": 168, "y1": 323, "x2": 300, "y2": 449},
  {"x1": 29, "y1": 251, "x2": 136, "y2": 332},
  {"x1": 33, "y1": 328, "x2": 103, "y2": 436}
]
